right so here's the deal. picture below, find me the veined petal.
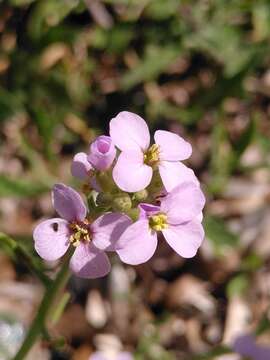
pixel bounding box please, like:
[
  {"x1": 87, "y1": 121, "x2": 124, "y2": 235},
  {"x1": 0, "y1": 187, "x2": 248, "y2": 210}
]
[
  {"x1": 33, "y1": 218, "x2": 70, "y2": 261},
  {"x1": 113, "y1": 151, "x2": 153, "y2": 192},
  {"x1": 116, "y1": 219, "x2": 157, "y2": 265},
  {"x1": 160, "y1": 182, "x2": 205, "y2": 224},
  {"x1": 52, "y1": 183, "x2": 87, "y2": 222},
  {"x1": 138, "y1": 203, "x2": 161, "y2": 220},
  {"x1": 154, "y1": 130, "x2": 192, "y2": 161},
  {"x1": 109, "y1": 111, "x2": 150, "y2": 151},
  {"x1": 70, "y1": 243, "x2": 111, "y2": 279},
  {"x1": 162, "y1": 221, "x2": 204, "y2": 258},
  {"x1": 158, "y1": 161, "x2": 199, "y2": 192},
  {"x1": 92, "y1": 212, "x2": 132, "y2": 251},
  {"x1": 71, "y1": 152, "x2": 92, "y2": 180}
]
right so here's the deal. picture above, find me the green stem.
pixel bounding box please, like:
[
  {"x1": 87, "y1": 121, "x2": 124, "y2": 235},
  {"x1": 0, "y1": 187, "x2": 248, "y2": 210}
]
[{"x1": 12, "y1": 257, "x2": 71, "y2": 360}]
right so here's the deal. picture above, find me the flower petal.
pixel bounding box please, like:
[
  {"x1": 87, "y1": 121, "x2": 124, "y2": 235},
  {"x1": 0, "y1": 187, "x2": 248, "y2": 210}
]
[
  {"x1": 70, "y1": 243, "x2": 111, "y2": 279},
  {"x1": 160, "y1": 182, "x2": 205, "y2": 224},
  {"x1": 71, "y1": 152, "x2": 92, "y2": 180},
  {"x1": 113, "y1": 151, "x2": 153, "y2": 192},
  {"x1": 116, "y1": 220, "x2": 157, "y2": 265},
  {"x1": 33, "y1": 218, "x2": 70, "y2": 261},
  {"x1": 52, "y1": 183, "x2": 87, "y2": 222},
  {"x1": 162, "y1": 221, "x2": 204, "y2": 258},
  {"x1": 109, "y1": 111, "x2": 150, "y2": 151},
  {"x1": 138, "y1": 203, "x2": 161, "y2": 220},
  {"x1": 154, "y1": 130, "x2": 192, "y2": 161},
  {"x1": 158, "y1": 161, "x2": 199, "y2": 192},
  {"x1": 91, "y1": 212, "x2": 132, "y2": 251},
  {"x1": 88, "y1": 135, "x2": 116, "y2": 171}
]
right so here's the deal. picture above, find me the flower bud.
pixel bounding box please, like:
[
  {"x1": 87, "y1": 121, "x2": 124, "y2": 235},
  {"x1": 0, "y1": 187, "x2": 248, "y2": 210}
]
[
  {"x1": 96, "y1": 192, "x2": 112, "y2": 207},
  {"x1": 112, "y1": 194, "x2": 132, "y2": 212},
  {"x1": 133, "y1": 189, "x2": 148, "y2": 202},
  {"x1": 88, "y1": 135, "x2": 116, "y2": 171}
]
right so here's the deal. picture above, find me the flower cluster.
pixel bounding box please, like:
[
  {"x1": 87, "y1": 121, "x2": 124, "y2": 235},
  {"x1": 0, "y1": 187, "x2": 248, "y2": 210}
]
[{"x1": 33, "y1": 111, "x2": 205, "y2": 278}]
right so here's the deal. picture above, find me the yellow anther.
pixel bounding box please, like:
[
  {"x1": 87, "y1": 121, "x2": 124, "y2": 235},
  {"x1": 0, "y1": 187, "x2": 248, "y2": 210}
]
[
  {"x1": 144, "y1": 144, "x2": 160, "y2": 166},
  {"x1": 69, "y1": 221, "x2": 91, "y2": 247},
  {"x1": 149, "y1": 213, "x2": 168, "y2": 231}
]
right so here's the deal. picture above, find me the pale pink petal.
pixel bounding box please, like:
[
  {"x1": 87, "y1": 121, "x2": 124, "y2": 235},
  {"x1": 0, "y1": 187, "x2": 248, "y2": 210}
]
[
  {"x1": 91, "y1": 212, "x2": 132, "y2": 251},
  {"x1": 162, "y1": 221, "x2": 204, "y2": 258},
  {"x1": 116, "y1": 220, "x2": 157, "y2": 265},
  {"x1": 70, "y1": 243, "x2": 111, "y2": 278},
  {"x1": 158, "y1": 161, "x2": 199, "y2": 192},
  {"x1": 113, "y1": 151, "x2": 153, "y2": 192},
  {"x1": 154, "y1": 130, "x2": 192, "y2": 161},
  {"x1": 71, "y1": 152, "x2": 92, "y2": 180},
  {"x1": 33, "y1": 218, "x2": 70, "y2": 261},
  {"x1": 52, "y1": 183, "x2": 87, "y2": 222},
  {"x1": 160, "y1": 182, "x2": 205, "y2": 224},
  {"x1": 109, "y1": 111, "x2": 150, "y2": 151},
  {"x1": 197, "y1": 212, "x2": 203, "y2": 222}
]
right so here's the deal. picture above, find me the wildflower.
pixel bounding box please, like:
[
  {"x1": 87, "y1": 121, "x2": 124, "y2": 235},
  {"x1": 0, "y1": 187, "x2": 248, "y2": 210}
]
[
  {"x1": 233, "y1": 334, "x2": 270, "y2": 360},
  {"x1": 116, "y1": 182, "x2": 205, "y2": 265},
  {"x1": 33, "y1": 183, "x2": 131, "y2": 278},
  {"x1": 88, "y1": 135, "x2": 116, "y2": 171},
  {"x1": 110, "y1": 111, "x2": 197, "y2": 192}
]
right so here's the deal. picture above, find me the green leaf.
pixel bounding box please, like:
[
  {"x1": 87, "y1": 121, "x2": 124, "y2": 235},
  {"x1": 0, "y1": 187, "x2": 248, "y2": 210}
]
[
  {"x1": 0, "y1": 233, "x2": 51, "y2": 286},
  {"x1": 207, "y1": 120, "x2": 234, "y2": 194},
  {"x1": 121, "y1": 45, "x2": 179, "y2": 89},
  {"x1": 226, "y1": 274, "x2": 249, "y2": 298},
  {"x1": 204, "y1": 215, "x2": 239, "y2": 256},
  {"x1": 231, "y1": 117, "x2": 256, "y2": 170},
  {"x1": 0, "y1": 175, "x2": 49, "y2": 197},
  {"x1": 9, "y1": 0, "x2": 36, "y2": 5},
  {"x1": 241, "y1": 253, "x2": 263, "y2": 272},
  {"x1": 145, "y1": 0, "x2": 180, "y2": 20},
  {"x1": 252, "y1": 2, "x2": 270, "y2": 41}
]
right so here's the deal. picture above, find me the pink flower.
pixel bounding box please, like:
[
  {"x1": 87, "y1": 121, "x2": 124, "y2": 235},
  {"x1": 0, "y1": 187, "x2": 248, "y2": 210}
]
[
  {"x1": 116, "y1": 182, "x2": 205, "y2": 265},
  {"x1": 33, "y1": 183, "x2": 131, "y2": 278},
  {"x1": 110, "y1": 111, "x2": 198, "y2": 192},
  {"x1": 233, "y1": 334, "x2": 270, "y2": 360},
  {"x1": 88, "y1": 135, "x2": 116, "y2": 171}
]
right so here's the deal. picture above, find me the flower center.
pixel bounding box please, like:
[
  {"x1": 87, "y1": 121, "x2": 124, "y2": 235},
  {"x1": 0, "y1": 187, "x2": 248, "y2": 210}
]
[
  {"x1": 149, "y1": 213, "x2": 168, "y2": 231},
  {"x1": 69, "y1": 220, "x2": 91, "y2": 247},
  {"x1": 144, "y1": 144, "x2": 160, "y2": 166}
]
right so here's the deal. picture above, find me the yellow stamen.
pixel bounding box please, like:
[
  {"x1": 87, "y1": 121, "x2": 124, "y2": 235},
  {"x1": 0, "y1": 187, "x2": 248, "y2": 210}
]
[
  {"x1": 149, "y1": 213, "x2": 168, "y2": 231},
  {"x1": 144, "y1": 144, "x2": 160, "y2": 166},
  {"x1": 69, "y1": 221, "x2": 91, "y2": 247}
]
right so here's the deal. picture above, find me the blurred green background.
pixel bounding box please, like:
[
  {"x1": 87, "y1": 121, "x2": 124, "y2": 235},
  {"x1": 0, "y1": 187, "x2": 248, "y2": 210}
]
[
  {"x1": 0, "y1": 0, "x2": 270, "y2": 359},
  {"x1": 1, "y1": 0, "x2": 270, "y2": 197}
]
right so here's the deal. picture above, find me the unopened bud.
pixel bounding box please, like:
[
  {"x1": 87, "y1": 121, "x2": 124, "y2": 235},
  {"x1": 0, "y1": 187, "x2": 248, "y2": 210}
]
[
  {"x1": 112, "y1": 194, "x2": 132, "y2": 212},
  {"x1": 96, "y1": 192, "x2": 112, "y2": 207},
  {"x1": 133, "y1": 189, "x2": 148, "y2": 202}
]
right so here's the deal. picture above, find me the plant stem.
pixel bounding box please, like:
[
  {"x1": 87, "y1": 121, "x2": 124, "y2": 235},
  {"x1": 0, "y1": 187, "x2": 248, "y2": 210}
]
[{"x1": 13, "y1": 258, "x2": 71, "y2": 360}]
